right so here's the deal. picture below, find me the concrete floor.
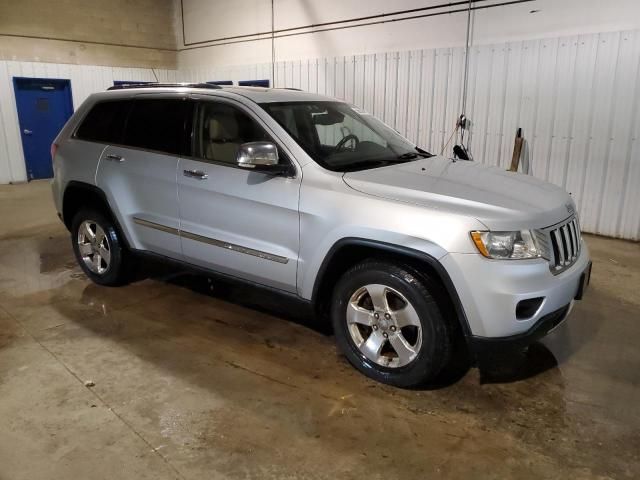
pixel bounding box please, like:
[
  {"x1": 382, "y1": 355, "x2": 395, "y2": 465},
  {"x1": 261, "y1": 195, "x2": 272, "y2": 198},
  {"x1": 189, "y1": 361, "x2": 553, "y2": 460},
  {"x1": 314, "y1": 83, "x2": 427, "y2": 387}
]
[{"x1": 0, "y1": 181, "x2": 639, "y2": 480}]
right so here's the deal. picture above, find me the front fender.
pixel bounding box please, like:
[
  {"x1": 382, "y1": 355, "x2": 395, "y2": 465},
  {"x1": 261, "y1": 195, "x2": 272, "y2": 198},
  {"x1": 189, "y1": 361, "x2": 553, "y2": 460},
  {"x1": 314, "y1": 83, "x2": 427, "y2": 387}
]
[{"x1": 300, "y1": 229, "x2": 448, "y2": 300}]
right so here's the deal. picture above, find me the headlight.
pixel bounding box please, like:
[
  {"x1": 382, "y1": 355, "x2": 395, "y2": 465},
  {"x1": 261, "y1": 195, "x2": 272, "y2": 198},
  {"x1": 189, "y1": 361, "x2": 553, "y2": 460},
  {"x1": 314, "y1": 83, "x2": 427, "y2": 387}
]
[{"x1": 470, "y1": 230, "x2": 541, "y2": 259}]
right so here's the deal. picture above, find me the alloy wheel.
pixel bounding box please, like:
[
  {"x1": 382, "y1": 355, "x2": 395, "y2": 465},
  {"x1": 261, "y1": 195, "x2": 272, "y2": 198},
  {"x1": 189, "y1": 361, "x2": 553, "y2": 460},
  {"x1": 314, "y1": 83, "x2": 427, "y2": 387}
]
[
  {"x1": 77, "y1": 220, "x2": 111, "y2": 275},
  {"x1": 346, "y1": 283, "x2": 423, "y2": 368}
]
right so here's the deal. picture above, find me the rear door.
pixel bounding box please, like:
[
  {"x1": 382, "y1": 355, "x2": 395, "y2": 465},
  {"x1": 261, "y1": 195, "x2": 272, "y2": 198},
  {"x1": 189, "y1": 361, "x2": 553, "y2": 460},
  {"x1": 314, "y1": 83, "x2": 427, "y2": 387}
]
[
  {"x1": 177, "y1": 97, "x2": 300, "y2": 292},
  {"x1": 95, "y1": 94, "x2": 193, "y2": 258}
]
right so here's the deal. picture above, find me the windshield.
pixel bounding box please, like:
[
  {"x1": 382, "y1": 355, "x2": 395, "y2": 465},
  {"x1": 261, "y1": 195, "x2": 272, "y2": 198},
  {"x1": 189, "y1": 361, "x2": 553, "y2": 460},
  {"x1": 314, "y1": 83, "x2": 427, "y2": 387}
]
[{"x1": 260, "y1": 101, "x2": 432, "y2": 172}]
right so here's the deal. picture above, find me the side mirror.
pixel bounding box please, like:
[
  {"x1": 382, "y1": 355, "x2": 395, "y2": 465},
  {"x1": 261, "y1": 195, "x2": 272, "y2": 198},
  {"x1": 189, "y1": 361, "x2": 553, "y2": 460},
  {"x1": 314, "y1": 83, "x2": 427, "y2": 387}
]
[{"x1": 236, "y1": 142, "x2": 290, "y2": 175}]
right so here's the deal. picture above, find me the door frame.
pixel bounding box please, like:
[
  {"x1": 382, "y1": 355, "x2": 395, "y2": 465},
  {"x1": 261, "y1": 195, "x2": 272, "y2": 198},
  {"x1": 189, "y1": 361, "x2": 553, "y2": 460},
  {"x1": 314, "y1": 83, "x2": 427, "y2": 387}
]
[{"x1": 13, "y1": 76, "x2": 74, "y2": 180}]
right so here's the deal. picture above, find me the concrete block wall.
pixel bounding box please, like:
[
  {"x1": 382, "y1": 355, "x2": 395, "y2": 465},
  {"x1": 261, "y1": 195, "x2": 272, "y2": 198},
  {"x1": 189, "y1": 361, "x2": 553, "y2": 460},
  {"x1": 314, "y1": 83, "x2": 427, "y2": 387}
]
[{"x1": 0, "y1": 0, "x2": 177, "y2": 68}]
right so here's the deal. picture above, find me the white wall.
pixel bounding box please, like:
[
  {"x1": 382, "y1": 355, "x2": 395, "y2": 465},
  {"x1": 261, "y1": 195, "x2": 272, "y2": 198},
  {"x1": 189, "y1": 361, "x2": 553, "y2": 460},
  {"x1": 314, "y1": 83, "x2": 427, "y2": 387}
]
[
  {"x1": 0, "y1": 61, "x2": 178, "y2": 184},
  {"x1": 178, "y1": 0, "x2": 640, "y2": 67},
  {"x1": 178, "y1": 29, "x2": 640, "y2": 240},
  {"x1": 176, "y1": 0, "x2": 640, "y2": 240}
]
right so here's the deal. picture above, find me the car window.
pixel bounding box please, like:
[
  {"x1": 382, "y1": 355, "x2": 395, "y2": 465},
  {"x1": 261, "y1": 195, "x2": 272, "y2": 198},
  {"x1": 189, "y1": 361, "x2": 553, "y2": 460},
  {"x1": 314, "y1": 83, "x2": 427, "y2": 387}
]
[
  {"x1": 122, "y1": 98, "x2": 192, "y2": 155},
  {"x1": 262, "y1": 101, "x2": 430, "y2": 172},
  {"x1": 194, "y1": 102, "x2": 270, "y2": 164},
  {"x1": 267, "y1": 105, "x2": 298, "y2": 138},
  {"x1": 314, "y1": 110, "x2": 386, "y2": 148},
  {"x1": 75, "y1": 100, "x2": 131, "y2": 144}
]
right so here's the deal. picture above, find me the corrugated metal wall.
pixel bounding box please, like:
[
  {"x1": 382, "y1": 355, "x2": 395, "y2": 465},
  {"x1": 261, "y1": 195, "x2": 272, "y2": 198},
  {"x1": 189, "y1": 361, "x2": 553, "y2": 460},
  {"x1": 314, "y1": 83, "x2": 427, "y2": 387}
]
[
  {"x1": 0, "y1": 61, "x2": 178, "y2": 184},
  {"x1": 181, "y1": 29, "x2": 640, "y2": 240},
  {"x1": 0, "y1": 29, "x2": 638, "y2": 239}
]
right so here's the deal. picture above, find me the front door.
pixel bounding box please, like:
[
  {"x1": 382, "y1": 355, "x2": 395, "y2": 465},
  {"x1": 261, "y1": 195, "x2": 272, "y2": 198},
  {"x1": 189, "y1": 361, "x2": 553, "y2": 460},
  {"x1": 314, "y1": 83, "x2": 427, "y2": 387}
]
[
  {"x1": 177, "y1": 99, "x2": 300, "y2": 293},
  {"x1": 13, "y1": 77, "x2": 73, "y2": 180}
]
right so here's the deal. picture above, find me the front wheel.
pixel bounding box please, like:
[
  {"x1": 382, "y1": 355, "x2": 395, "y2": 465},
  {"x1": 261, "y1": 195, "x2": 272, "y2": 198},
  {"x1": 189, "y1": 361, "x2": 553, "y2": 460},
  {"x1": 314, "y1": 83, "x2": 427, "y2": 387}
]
[
  {"x1": 331, "y1": 260, "x2": 452, "y2": 388},
  {"x1": 71, "y1": 208, "x2": 128, "y2": 286}
]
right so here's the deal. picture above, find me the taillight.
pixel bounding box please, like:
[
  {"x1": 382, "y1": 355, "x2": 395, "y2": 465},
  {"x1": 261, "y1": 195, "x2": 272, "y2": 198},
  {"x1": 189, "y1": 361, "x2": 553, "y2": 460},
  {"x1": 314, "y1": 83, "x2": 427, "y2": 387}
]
[{"x1": 50, "y1": 142, "x2": 58, "y2": 160}]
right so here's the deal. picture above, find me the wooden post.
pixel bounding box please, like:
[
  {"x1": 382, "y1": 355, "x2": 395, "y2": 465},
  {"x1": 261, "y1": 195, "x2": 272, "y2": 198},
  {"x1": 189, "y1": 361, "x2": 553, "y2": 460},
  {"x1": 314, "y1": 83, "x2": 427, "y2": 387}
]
[{"x1": 509, "y1": 128, "x2": 524, "y2": 172}]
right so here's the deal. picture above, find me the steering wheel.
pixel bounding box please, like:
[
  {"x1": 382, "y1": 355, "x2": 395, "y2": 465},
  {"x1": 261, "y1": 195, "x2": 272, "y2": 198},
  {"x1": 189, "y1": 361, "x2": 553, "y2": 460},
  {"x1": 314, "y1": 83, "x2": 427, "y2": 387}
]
[{"x1": 335, "y1": 134, "x2": 360, "y2": 152}]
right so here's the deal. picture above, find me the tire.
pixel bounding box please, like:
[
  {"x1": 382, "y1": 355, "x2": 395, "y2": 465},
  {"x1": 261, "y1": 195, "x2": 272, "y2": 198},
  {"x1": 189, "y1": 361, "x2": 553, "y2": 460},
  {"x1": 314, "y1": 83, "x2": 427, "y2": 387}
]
[
  {"x1": 71, "y1": 208, "x2": 128, "y2": 286},
  {"x1": 331, "y1": 260, "x2": 452, "y2": 388}
]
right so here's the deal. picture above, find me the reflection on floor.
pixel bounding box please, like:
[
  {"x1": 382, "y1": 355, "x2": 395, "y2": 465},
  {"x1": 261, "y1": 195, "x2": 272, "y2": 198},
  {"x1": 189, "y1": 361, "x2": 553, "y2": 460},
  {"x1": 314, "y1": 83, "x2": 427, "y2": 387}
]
[{"x1": 1, "y1": 180, "x2": 639, "y2": 479}]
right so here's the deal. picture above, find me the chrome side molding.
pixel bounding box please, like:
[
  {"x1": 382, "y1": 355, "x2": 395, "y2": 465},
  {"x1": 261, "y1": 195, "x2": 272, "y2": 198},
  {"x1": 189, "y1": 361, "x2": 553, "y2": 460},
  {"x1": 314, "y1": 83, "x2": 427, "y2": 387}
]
[
  {"x1": 133, "y1": 217, "x2": 289, "y2": 264},
  {"x1": 180, "y1": 230, "x2": 289, "y2": 264},
  {"x1": 133, "y1": 217, "x2": 179, "y2": 235}
]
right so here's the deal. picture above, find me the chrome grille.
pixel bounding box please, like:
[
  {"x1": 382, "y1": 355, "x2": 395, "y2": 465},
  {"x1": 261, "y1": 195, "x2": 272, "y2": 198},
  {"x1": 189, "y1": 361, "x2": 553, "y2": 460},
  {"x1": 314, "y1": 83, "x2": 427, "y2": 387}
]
[{"x1": 544, "y1": 216, "x2": 581, "y2": 274}]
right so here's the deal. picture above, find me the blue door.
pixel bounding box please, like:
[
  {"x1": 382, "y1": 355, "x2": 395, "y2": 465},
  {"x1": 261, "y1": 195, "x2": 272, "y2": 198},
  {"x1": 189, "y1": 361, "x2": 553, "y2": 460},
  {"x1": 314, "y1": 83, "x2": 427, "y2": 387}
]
[{"x1": 13, "y1": 77, "x2": 74, "y2": 180}]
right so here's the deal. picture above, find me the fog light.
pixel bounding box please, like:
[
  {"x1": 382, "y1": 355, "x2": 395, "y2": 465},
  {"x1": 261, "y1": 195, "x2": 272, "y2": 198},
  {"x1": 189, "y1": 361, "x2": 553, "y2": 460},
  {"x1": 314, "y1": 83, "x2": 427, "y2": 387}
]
[{"x1": 516, "y1": 297, "x2": 544, "y2": 320}]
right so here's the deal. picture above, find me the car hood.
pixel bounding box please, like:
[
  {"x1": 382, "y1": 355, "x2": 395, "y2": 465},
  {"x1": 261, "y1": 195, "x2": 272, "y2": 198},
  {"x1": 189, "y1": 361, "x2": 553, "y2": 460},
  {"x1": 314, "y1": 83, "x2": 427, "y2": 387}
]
[{"x1": 342, "y1": 156, "x2": 575, "y2": 230}]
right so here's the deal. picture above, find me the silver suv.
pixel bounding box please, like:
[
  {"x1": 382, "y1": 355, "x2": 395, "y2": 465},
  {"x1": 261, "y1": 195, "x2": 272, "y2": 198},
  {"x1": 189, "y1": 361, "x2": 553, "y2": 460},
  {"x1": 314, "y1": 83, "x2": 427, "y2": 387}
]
[{"x1": 51, "y1": 83, "x2": 592, "y2": 387}]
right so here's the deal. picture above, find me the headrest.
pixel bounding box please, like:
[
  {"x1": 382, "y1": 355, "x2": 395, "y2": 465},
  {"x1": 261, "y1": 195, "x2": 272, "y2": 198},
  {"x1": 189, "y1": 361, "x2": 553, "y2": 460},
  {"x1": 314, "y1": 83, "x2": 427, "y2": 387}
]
[{"x1": 208, "y1": 113, "x2": 239, "y2": 141}]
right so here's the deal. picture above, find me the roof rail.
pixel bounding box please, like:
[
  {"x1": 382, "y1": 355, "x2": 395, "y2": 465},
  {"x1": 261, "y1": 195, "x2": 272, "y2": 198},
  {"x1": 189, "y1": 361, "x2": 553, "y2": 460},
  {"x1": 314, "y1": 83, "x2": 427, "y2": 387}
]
[{"x1": 107, "y1": 82, "x2": 222, "y2": 91}]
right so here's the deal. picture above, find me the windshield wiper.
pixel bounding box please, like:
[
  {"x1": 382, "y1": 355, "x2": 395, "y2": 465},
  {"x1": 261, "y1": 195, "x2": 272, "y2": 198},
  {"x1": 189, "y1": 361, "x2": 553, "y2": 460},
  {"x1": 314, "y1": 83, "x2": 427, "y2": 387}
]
[
  {"x1": 396, "y1": 148, "x2": 434, "y2": 160},
  {"x1": 339, "y1": 149, "x2": 434, "y2": 171},
  {"x1": 415, "y1": 147, "x2": 434, "y2": 157},
  {"x1": 339, "y1": 159, "x2": 398, "y2": 171},
  {"x1": 397, "y1": 152, "x2": 419, "y2": 160},
  {"x1": 396, "y1": 151, "x2": 431, "y2": 160},
  {"x1": 341, "y1": 157, "x2": 415, "y2": 172}
]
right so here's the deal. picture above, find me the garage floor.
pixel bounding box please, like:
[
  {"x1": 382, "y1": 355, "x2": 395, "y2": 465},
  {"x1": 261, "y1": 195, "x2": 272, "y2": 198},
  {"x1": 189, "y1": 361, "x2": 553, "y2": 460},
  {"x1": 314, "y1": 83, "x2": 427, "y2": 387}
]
[{"x1": 1, "y1": 181, "x2": 639, "y2": 479}]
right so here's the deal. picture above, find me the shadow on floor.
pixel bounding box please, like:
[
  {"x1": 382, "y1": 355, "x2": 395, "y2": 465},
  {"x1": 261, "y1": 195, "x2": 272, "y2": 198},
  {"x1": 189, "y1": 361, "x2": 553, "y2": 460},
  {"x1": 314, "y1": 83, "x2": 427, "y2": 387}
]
[
  {"x1": 477, "y1": 342, "x2": 559, "y2": 384},
  {"x1": 128, "y1": 256, "x2": 564, "y2": 388},
  {"x1": 132, "y1": 256, "x2": 329, "y2": 334}
]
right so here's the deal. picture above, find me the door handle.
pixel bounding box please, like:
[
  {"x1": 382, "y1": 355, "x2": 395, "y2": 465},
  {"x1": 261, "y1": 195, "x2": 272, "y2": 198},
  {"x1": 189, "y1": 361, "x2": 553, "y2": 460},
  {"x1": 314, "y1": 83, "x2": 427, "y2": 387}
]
[
  {"x1": 105, "y1": 154, "x2": 125, "y2": 162},
  {"x1": 183, "y1": 169, "x2": 208, "y2": 179},
  {"x1": 23, "y1": 129, "x2": 32, "y2": 135}
]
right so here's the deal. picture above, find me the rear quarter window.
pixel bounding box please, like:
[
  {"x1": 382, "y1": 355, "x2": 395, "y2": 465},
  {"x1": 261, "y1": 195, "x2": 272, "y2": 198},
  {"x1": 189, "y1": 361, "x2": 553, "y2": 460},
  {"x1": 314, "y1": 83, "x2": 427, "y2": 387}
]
[{"x1": 75, "y1": 100, "x2": 130, "y2": 144}]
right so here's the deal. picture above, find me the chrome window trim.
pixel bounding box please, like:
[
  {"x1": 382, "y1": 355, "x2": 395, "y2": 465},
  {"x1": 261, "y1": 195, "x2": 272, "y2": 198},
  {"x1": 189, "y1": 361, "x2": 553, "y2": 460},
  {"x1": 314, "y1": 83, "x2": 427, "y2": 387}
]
[{"x1": 133, "y1": 217, "x2": 289, "y2": 264}]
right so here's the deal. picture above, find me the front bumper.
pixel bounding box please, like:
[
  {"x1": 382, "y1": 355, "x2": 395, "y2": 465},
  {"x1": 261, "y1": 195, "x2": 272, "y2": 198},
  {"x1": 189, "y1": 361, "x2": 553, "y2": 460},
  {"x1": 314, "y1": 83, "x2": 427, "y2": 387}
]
[
  {"x1": 441, "y1": 241, "x2": 591, "y2": 340},
  {"x1": 469, "y1": 302, "x2": 572, "y2": 353}
]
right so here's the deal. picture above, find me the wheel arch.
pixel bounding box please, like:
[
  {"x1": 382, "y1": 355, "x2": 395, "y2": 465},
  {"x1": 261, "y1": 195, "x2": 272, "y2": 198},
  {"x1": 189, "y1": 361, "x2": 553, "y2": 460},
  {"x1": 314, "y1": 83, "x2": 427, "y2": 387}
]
[
  {"x1": 62, "y1": 181, "x2": 131, "y2": 249},
  {"x1": 310, "y1": 238, "x2": 472, "y2": 339}
]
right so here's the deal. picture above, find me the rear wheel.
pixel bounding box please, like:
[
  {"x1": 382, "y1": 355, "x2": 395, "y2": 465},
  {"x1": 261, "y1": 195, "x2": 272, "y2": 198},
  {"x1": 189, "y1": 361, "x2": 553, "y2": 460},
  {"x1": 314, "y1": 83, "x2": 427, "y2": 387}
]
[
  {"x1": 331, "y1": 260, "x2": 452, "y2": 387},
  {"x1": 71, "y1": 209, "x2": 128, "y2": 286}
]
